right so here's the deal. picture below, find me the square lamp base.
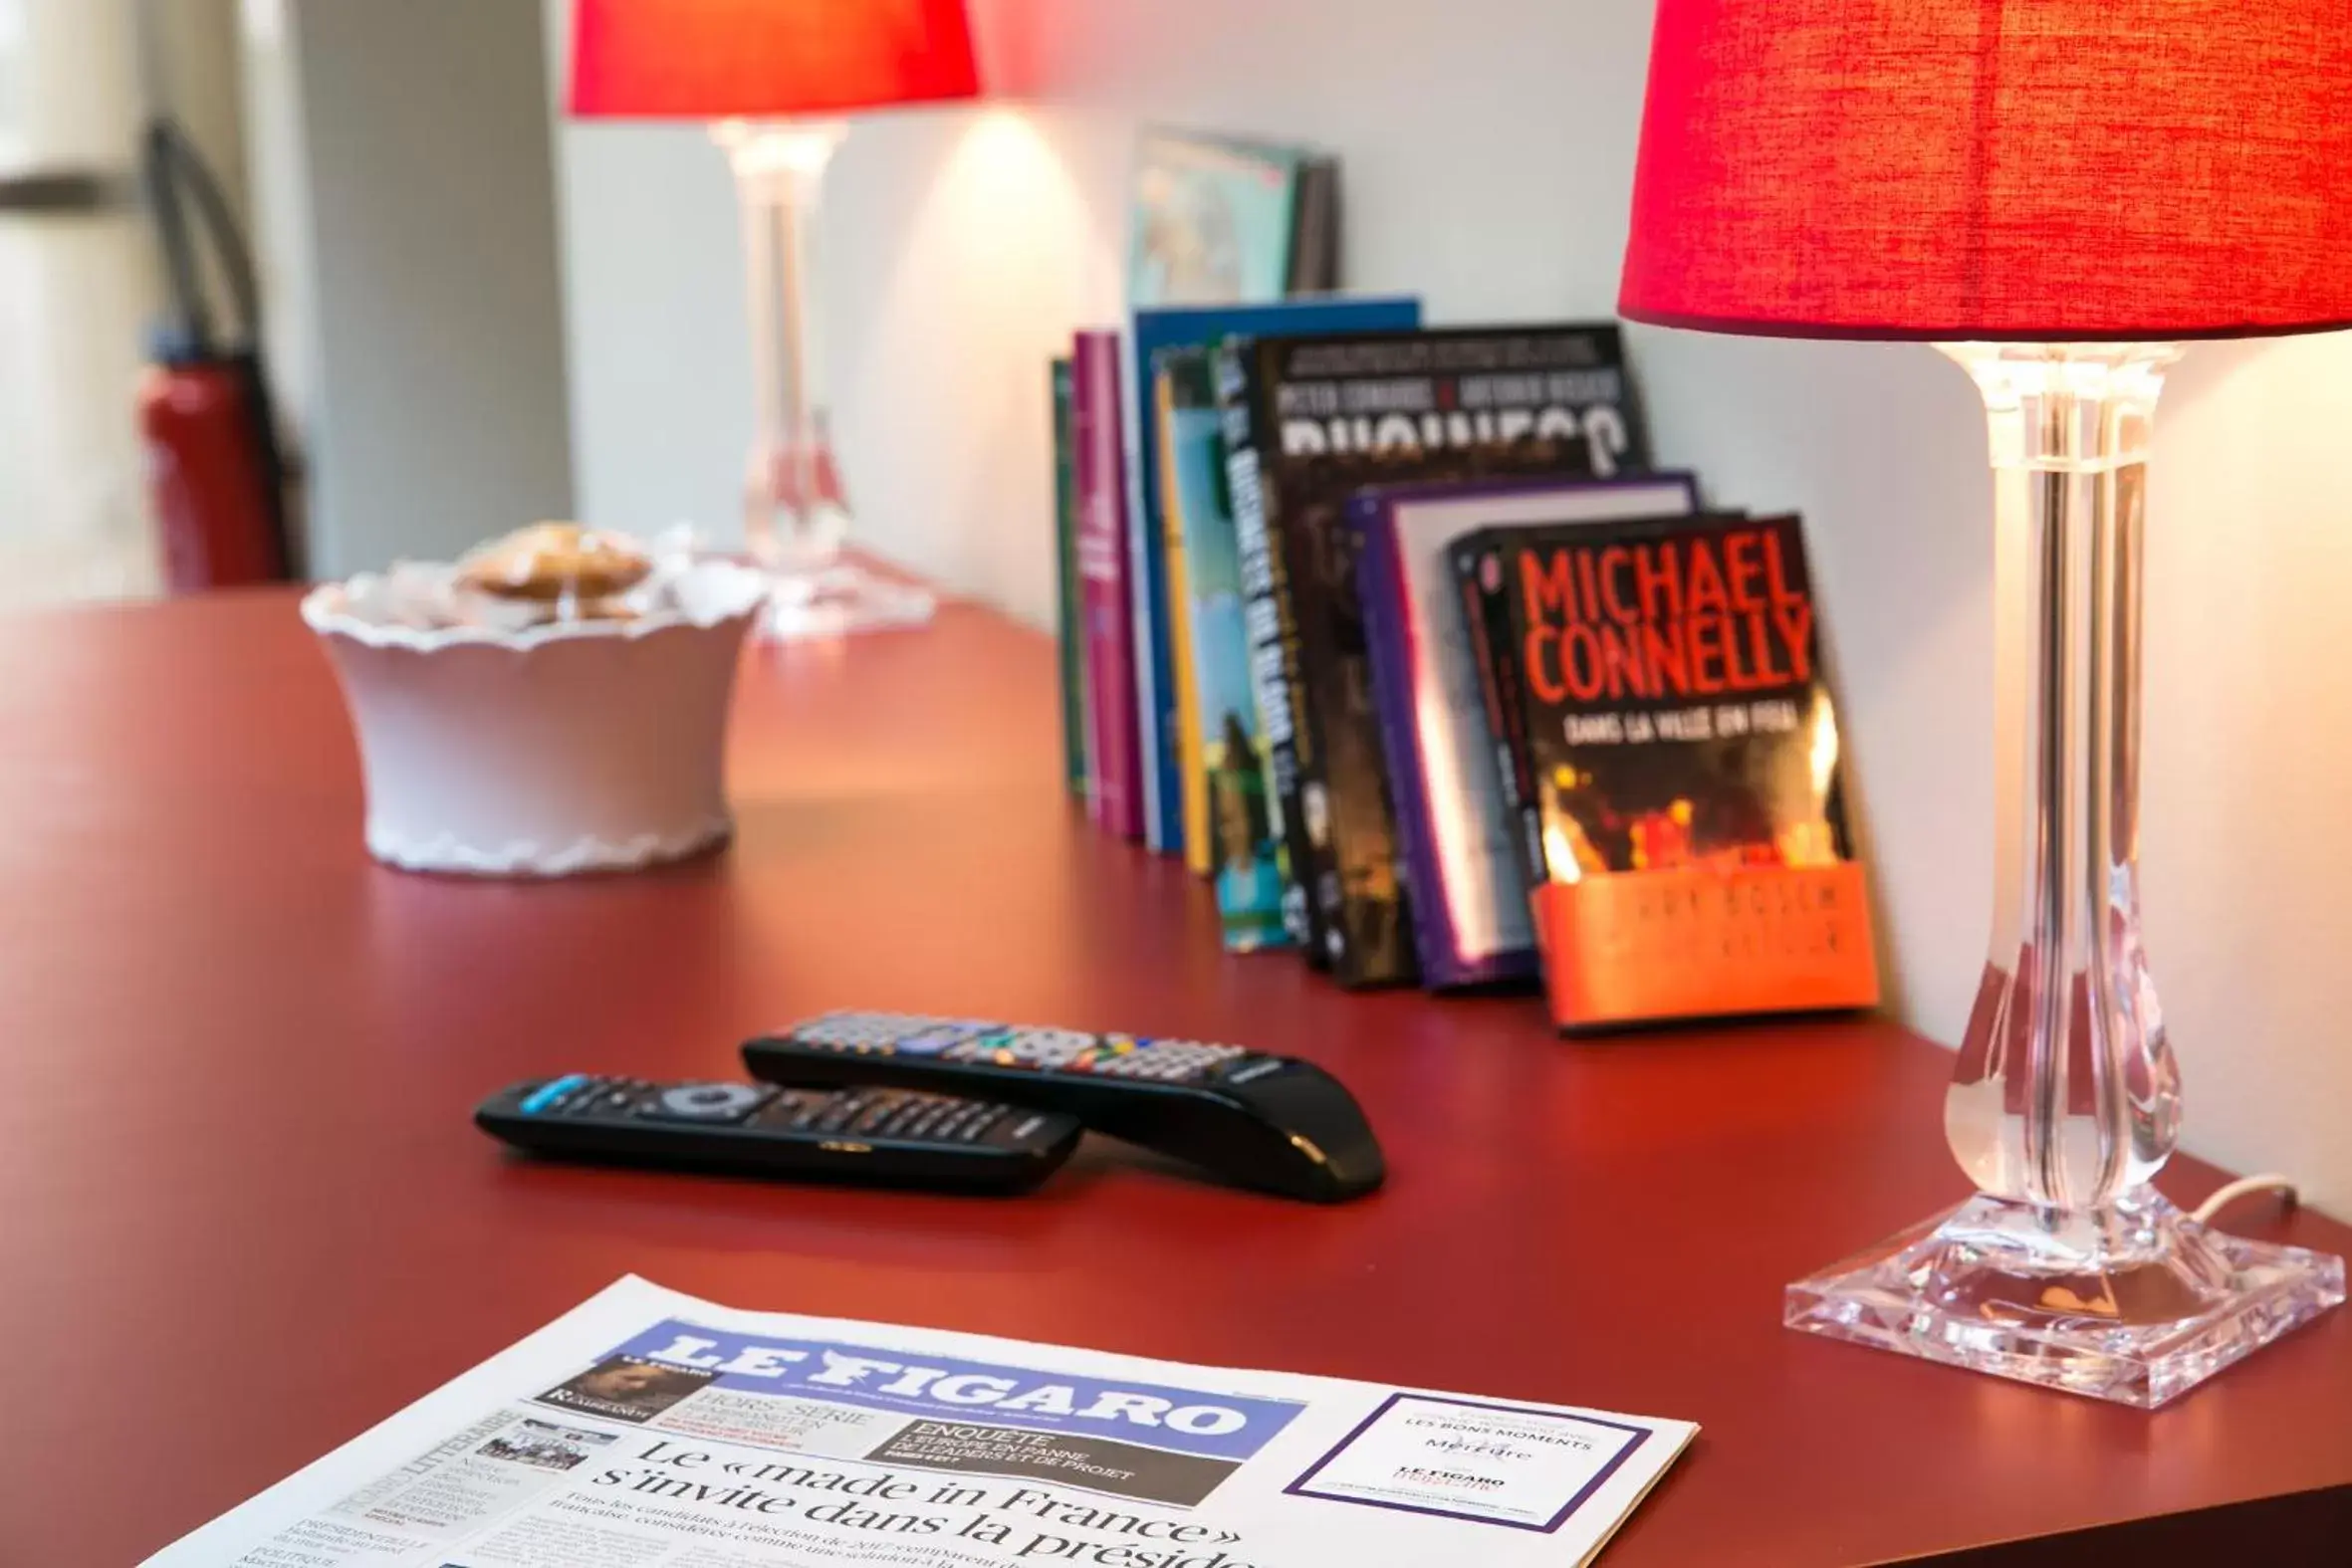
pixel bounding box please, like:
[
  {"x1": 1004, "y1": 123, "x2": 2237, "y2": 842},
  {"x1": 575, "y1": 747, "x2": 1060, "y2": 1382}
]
[{"x1": 1786, "y1": 1189, "x2": 2346, "y2": 1409}]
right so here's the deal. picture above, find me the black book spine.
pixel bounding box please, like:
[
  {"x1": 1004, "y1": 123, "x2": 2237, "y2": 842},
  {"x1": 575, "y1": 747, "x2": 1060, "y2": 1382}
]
[
  {"x1": 1290, "y1": 486, "x2": 1418, "y2": 990},
  {"x1": 1218, "y1": 339, "x2": 1326, "y2": 967},
  {"x1": 1285, "y1": 157, "x2": 1340, "y2": 296},
  {"x1": 1457, "y1": 540, "x2": 1551, "y2": 895}
]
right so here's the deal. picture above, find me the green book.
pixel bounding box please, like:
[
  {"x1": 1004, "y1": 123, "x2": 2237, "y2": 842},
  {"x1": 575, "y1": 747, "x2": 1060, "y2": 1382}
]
[{"x1": 1051, "y1": 357, "x2": 1088, "y2": 798}]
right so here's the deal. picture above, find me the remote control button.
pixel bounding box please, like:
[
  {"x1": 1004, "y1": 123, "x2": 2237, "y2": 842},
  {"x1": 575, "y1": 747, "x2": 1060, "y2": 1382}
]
[
  {"x1": 874, "y1": 1021, "x2": 1251, "y2": 1084},
  {"x1": 519, "y1": 1074, "x2": 588, "y2": 1115},
  {"x1": 1091, "y1": 1056, "x2": 1186, "y2": 1081},
  {"x1": 644, "y1": 1083, "x2": 773, "y2": 1123},
  {"x1": 900, "y1": 1103, "x2": 957, "y2": 1141},
  {"x1": 1085, "y1": 1038, "x2": 1249, "y2": 1082},
  {"x1": 948, "y1": 1026, "x2": 1095, "y2": 1070},
  {"x1": 892, "y1": 1020, "x2": 999, "y2": 1056},
  {"x1": 793, "y1": 1011, "x2": 971, "y2": 1052},
  {"x1": 875, "y1": 1095, "x2": 942, "y2": 1139},
  {"x1": 793, "y1": 1015, "x2": 875, "y2": 1048},
  {"x1": 751, "y1": 1091, "x2": 823, "y2": 1130}
]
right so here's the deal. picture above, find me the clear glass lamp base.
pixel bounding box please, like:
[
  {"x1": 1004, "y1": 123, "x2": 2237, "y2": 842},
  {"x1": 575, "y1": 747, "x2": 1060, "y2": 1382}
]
[
  {"x1": 756, "y1": 557, "x2": 936, "y2": 641},
  {"x1": 1786, "y1": 1188, "x2": 2347, "y2": 1409}
]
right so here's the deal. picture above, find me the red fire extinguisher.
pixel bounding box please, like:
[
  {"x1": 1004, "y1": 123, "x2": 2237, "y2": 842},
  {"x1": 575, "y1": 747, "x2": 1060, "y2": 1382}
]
[{"x1": 135, "y1": 118, "x2": 295, "y2": 591}]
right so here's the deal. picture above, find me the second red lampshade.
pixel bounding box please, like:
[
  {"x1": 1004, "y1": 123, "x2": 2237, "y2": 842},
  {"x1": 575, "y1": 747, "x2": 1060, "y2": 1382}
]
[
  {"x1": 1619, "y1": 0, "x2": 2352, "y2": 341},
  {"x1": 570, "y1": 0, "x2": 981, "y2": 120}
]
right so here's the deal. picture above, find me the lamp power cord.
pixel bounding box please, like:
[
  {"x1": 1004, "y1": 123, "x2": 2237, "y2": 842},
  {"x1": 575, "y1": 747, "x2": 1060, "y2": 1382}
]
[{"x1": 2191, "y1": 1173, "x2": 2302, "y2": 1227}]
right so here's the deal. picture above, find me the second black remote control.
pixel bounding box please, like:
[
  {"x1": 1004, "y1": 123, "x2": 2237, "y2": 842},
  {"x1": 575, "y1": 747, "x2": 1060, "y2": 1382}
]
[
  {"x1": 476, "y1": 1074, "x2": 1081, "y2": 1195},
  {"x1": 742, "y1": 1013, "x2": 1385, "y2": 1203}
]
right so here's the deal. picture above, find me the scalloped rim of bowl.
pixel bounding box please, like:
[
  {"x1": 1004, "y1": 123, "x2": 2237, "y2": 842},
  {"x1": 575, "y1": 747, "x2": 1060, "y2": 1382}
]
[
  {"x1": 366, "y1": 813, "x2": 735, "y2": 876},
  {"x1": 300, "y1": 560, "x2": 772, "y2": 652}
]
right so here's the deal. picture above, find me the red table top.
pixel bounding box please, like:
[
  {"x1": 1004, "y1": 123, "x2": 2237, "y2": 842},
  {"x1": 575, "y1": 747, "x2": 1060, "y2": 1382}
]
[{"x1": 4, "y1": 591, "x2": 2348, "y2": 1566}]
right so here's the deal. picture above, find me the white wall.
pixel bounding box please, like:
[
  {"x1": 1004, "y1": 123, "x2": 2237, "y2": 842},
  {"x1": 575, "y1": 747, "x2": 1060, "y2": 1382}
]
[
  {"x1": 237, "y1": 0, "x2": 321, "y2": 511},
  {"x1": 149, "y1": 0, "x2": 251, "y2": 228},
  {"x1": 0, "y1": 0, "x2": 158, "y2": 603},
  {"x1": 248, "y1": 0, "x2": 574, "y2": 579},
  {"x1": 550, "y1": 0, "x2": 2352, "y2": 1212}
]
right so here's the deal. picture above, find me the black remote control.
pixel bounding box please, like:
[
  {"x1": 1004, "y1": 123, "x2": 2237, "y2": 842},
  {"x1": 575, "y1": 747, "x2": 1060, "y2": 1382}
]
[
  {"x1": 475, "y1": 1074, "x2": 1081, "y2": 1195},
  {"x1": 742, "y1": 1013, "x2": 1384, "y2": 1203}
]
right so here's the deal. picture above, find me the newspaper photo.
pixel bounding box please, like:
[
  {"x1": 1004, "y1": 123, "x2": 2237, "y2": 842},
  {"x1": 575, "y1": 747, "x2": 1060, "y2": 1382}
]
[{"x1": 148, "y1": 1277, "x2": 1694, "y2": 1567}]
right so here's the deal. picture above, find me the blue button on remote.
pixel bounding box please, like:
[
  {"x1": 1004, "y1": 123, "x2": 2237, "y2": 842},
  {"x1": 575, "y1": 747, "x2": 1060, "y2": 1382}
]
[{"x1": 519, "y1": 1074, "x2": 588, "y2": 1115}]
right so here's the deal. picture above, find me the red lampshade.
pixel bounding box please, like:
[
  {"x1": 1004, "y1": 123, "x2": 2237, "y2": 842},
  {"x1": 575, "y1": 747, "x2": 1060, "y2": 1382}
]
[
  {"x1": 569, "y1": 0, "x2": 980, "y2": 120},
  {"x1": 1620, "y1": 1, "x2": 2352, "y2": 341}
]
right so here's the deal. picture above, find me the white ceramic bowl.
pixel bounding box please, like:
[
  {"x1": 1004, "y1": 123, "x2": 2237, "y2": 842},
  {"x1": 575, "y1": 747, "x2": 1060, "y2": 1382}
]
[{"x1": 302, "y1": 560, "x2": 769, "y2": 876}]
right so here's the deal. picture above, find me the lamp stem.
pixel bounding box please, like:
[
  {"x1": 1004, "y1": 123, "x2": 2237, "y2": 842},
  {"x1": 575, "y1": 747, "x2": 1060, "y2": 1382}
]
[
  {"x1": 717, "y1": 118, "x2": 849, "y2": 573},
  {"x1": 1941, "y1": 342, "x2": 2181, "y2": 1214}
]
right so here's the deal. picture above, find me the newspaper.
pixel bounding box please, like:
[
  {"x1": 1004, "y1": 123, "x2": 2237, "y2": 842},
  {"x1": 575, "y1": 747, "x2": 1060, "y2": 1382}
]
[{"x1": 148, "y1": 1277, "x2": 1694, "y2": 1568}]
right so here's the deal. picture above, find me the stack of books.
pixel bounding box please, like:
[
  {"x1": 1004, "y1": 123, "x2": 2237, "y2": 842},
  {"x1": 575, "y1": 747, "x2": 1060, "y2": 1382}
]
[{"x1": 1050, "y1": 131, "x2": 1880, "y2": 1032}]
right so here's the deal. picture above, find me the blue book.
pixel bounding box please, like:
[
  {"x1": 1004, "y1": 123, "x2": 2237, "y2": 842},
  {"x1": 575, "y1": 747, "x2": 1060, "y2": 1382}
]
[{"x1": 1123, "y1": 295, "x2": 1421, "y2": 856}]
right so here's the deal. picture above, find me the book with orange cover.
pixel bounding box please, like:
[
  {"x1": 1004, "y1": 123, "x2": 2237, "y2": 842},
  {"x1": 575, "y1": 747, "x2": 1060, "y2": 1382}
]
[{"x1": 1458, "y1": 512, "x2": 1879, "y2": 1029}]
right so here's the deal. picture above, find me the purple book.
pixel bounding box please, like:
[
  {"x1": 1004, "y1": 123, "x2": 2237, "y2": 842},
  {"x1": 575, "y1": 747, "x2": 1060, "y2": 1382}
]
[
  {"x1": 1353, "y1": 473, "x2": 1698, "y2": 989},
  {"x1": 1072, "y1": 332, "x2": 1144, "y2": 840}
]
